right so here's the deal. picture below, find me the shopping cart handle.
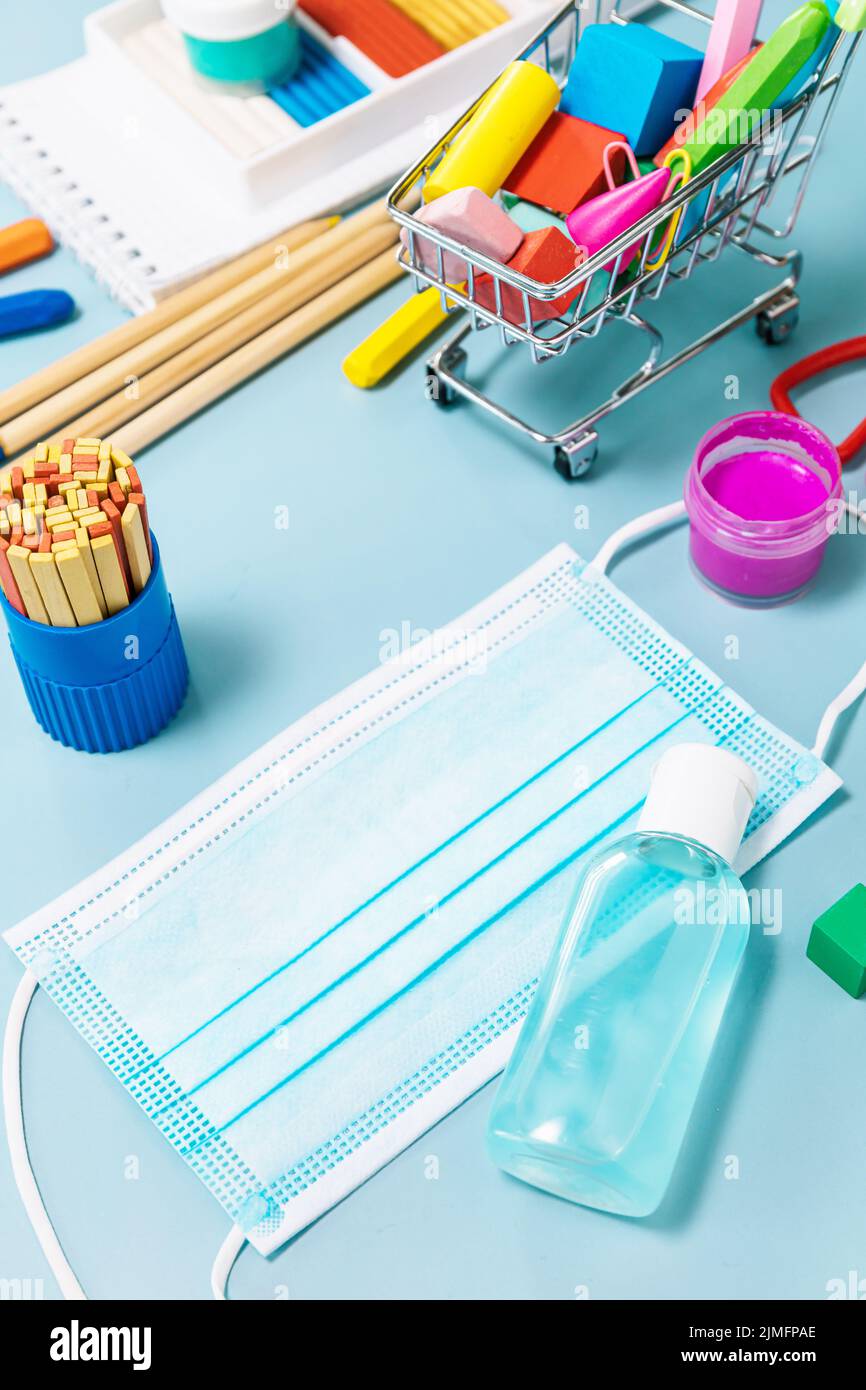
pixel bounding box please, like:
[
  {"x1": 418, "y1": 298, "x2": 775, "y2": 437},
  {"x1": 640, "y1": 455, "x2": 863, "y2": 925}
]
[{"x1": 835, "y1": 0, "x2": 866, "y2": 30}]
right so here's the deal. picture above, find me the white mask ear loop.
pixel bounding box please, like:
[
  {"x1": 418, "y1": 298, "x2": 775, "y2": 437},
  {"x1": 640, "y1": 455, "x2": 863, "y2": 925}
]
[
  {"x1": 590, "y1": 496, "x2": 866, "y2": 762},
  {"x1": 211, "y1": 1225, "x2": 246, "y2": 1299},
  {"x1": 2, "y1": 972, "x2": 86, "y2": 1300}
]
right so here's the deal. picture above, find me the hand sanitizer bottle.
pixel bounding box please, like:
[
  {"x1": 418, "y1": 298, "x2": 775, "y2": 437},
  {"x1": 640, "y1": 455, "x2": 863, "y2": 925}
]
[{"x1": 487, "y1": 743, "x2": 758, "y2": 1217}]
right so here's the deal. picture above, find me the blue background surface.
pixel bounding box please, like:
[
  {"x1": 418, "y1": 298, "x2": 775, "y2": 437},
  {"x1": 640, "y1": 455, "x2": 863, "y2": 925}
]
[{"x1": 0, "y1": 1, "x2": 864, "y2": 1301}]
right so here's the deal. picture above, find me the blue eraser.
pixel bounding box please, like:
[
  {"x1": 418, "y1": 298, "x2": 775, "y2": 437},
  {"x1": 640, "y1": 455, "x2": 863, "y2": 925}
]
[
  {"x1": 560, "y1": 23, "x2": 704, "y2": 158},
  {"x1": 0, "y1": 288, "x2": 76, "y2": 338}
]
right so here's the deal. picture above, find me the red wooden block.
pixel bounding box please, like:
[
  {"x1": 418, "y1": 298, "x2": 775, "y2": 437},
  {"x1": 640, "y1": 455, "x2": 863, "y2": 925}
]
[
  {"x1": 502, "y1": 111, "x2": 627, "y2": 216},
  {"x1": 476, "y1": 227, "x2": 586, "y2": 326}
]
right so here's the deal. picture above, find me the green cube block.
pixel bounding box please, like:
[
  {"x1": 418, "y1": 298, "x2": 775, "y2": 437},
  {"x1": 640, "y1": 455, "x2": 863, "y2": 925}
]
[{"x1": 807, "y1": 884, "x2": 866, "y2": 998}]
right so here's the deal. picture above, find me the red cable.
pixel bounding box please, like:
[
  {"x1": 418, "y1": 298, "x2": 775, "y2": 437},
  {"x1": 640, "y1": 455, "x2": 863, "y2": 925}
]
[{"x1": 770, "y1": 336, "x2": 866, "y2": 467}]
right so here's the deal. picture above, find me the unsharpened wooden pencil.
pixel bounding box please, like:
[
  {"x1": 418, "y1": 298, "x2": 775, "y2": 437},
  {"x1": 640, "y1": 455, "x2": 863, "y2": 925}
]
[
  {"x1": 0, "y1": 204, "x2": 393, "y2": 457},
  {"x1": 115, "y1": 247, "x2": 403, "y2": 456},
  {"x1": 0, "y1": 214, "x2": 339, "y2": 430}
]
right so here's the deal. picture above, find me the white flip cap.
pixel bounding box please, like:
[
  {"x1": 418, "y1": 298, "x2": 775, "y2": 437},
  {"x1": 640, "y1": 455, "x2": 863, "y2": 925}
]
[
  {"x1": 162, "y1": 0, "x2": 296, "y2": 43},
  {"x1": 637, "y1": 743, "x2": 758, "y2": 865}
]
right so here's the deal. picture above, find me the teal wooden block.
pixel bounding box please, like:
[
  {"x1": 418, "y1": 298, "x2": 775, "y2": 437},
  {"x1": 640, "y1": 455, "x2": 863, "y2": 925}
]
[
  {"x1": 806, "y1": 883, "x2": 866, "y2": 998},
  {"x1": 560, "y1": 22, "x2": 703, "y2": 157}
]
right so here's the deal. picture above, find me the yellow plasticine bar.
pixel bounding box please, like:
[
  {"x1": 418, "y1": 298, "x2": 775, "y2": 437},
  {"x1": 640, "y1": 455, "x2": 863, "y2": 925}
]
[
  {"x1": 424, "y1": 60, "x2": 560, "y2": 202},
  {"x1": 30, "y1": 552, "x2": 76, "y2": 627},
  {"x1": 91, "y1": 533, "x2": 129, "y2": 615},
  {"x1": 7, "y1": 546, "x2": 49, "y2": 623},
  {"x1": 56, "y1": 546, "x2": 104, "y2": 626},
  {"x1": 75, "y1": 528, "x2": 107, "y2": 618},
  {"x1": 121, "y1": 501, "x2": 152, "y2": 593},
  {"x1": 343, "y1": 286, "x2": 457, "y2": 389}
]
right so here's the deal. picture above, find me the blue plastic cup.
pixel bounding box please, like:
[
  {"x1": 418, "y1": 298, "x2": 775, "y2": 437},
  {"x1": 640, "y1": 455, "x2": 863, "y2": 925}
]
[{"x1": 0, "y1": 537, "x2": 189, "y2": 753}]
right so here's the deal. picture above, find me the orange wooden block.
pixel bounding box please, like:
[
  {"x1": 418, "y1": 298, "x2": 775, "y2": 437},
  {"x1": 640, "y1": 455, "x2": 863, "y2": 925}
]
[
  {"x1": 502, "y1": 111, "x2": 628, "y2": 216},
  {"x1": 476, "y1": 226, "x2": 586, "y2": 325}
]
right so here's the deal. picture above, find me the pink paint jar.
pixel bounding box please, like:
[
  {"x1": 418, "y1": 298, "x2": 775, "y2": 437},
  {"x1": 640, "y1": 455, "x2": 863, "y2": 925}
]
[{"x1": 685, "y1": 411, "x2": 842, "y2": 605}]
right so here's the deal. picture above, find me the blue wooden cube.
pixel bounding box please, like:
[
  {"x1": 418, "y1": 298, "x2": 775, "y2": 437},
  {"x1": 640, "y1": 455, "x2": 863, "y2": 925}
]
[{"x1": 560, "y1": 22, "x2": 704, "y2": 158}]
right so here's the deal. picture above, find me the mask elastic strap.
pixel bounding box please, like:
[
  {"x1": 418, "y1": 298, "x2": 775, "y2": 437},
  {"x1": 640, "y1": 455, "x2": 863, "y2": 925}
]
[
  {"x1": 590, "y1": 497, "x2": 866, "y2": 762},
  {"x1": 211, "y1": 1225, "x2": 246, "y2": 1299},
  {"x1": 2, "y1": 972, "x2": 86, "y2": 1300}
]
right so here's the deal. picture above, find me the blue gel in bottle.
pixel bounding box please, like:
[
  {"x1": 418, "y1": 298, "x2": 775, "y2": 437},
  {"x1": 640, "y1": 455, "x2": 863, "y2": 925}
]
[{"x1": 487, "y1": 743, "x2": 758, "y2": 1217}]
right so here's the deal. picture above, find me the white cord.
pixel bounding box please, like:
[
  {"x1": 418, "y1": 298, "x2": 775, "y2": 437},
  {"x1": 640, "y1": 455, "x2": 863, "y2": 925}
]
[
  {"x1": 591, "y1": 496, "x2": 865, "y2": 760},
  {"x1": 2, "y1": 972, "x2": 86, "y2": 1300},
  {"x1": 590, "y1": 498, "x2": 687, "y2": 574},
  {"x1": 812, "y1": 655, "x2": 866, "y2": 760},
  {"x1": 211, "y1": 1224, "x2": 246, "y2": 1299}
]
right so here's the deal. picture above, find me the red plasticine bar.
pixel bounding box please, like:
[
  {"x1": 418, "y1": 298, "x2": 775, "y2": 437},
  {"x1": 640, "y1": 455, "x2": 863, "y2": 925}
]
[{"x1": 300, "y1": 0, "x2": 446, "y2": 78}]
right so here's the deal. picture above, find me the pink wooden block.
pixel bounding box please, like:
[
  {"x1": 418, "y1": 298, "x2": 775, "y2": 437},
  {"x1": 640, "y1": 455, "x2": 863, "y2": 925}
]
[{"x1": 400, "y1": 187, "x2": 524, "y2": 284}]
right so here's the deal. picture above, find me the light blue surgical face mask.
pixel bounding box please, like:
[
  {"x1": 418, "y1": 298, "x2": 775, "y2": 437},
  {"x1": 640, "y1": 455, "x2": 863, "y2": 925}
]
[{"x1": 3, "y1": 545, "x2": 842, "y2": 1270}]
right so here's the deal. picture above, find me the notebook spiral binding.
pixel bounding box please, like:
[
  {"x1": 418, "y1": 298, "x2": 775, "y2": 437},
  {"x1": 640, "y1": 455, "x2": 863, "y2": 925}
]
[{"x1": 0, "y1": 98, "x2": 157, "y2": 314}]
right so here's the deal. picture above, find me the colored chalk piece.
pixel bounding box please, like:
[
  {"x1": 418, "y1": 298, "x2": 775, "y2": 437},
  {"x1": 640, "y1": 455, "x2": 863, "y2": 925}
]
[
  {"x1": 30, "y1": 552, "x2": 76, "y2": 627},
  {"x1": 475, "y1": 226, "x2": 586, "y2": 325},
  {"x1": 91, "y1": 532, "x2": 130, "y2": 616},
  {"x1": 696, "y1": 0, "x2": 763, "y2": 101},
  {"x1": 424, "y1": 60, "x2": 560, "y2": 203},
  {"x1": 121, "y1": 501, "x2": 152, "y2": 594},
  {"x1": 683, "y1": 2, "x2": 832, "y2": 174},
  {"x1": 502, "y1": 112, "x2": 627, "y2": 217},
  {"x1": 561, "y1": 22, "x2": 704, "y2": 157},
  {"x1": 344, "y1": 287, "x2": 457, "y2": 389},
  {"x1": 390, "y1": 0, "x2": 507, "y2": 49},
  {"x1": 299, "y1": 0, "x2": 445, "y2": 77},
  {"x1": 6, "y1": 545, "x2": 48, "y2": 623},
  {"x1": 656, "y1": 45, "x2": 758, "y2": 165},
  {"x1": 0, "y1": 538, "x2": 26, "y2": 615},
  {"x1": 807, "y1": 884, "x2": 866, "y2": 998},
  {"x1": 400, "y1": 187, "x2": 523, "y2": 283},
  {"x1": 56, "y1": 546, "x2": 104, "y2": 627}
]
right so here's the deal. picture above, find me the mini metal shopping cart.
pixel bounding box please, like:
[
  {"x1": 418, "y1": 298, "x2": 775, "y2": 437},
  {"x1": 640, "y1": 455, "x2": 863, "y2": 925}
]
[{"x1": 387, "y1": 1, "x2": 863, "y2": 478}]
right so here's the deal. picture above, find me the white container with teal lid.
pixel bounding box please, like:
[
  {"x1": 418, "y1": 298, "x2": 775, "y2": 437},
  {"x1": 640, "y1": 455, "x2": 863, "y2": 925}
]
[{"x1": 161, "y1": 0, "x2": 300, "y2": 90}]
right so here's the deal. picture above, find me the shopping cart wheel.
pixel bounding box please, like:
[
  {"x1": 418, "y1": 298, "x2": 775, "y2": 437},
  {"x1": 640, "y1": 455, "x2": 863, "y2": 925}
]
[
  {"x1": 756, "y1": 299, "x2": 800, "y2": 346},
  {"x1": 427, "y1": 344, "x2": 467, "y2": 407},
  {"x1": 554, "y1": 433, "x2": 598, "y2": 482}
]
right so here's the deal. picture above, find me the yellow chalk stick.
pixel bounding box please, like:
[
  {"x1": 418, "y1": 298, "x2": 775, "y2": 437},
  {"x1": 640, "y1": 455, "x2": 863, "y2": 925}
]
[
  {"x1": 6, "y1": 546, "x2": 49, "y2": 624},
  {"x1": 75, "y1": 527, "x2": 107, "y2": 619},
  {"x1": 31, "y1": 552, "x2": 76, "y2": 627},
  {"x1": 56, "y1": 545, "x2": 105, "y2": 626},
  {"x1": 91, "y1": 532, "x2": 129, "y2": 615},
  {"x1": 34, "y1": 442, "x2": 48, "y2": 463},
  {"x1": 110, "y1": 447, "x2": 135, "y2": 472},
  {"x1": 424, "y1": 60, "x2": 560, "y2": 202},
  {"x1": 343, "y1": 287, "x2": 457, "y2": 389},
  {"x1": 59, "y1": 453, "x2": 73, "y2": 475},
  {"x1": 121, "y1": 500, "x2": 152, "y2": 594}
]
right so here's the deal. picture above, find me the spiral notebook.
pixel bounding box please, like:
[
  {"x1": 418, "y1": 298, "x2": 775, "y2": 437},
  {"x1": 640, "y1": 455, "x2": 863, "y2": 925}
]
[{"x1": 0, "y1": 0, "x2": 579, "y2": 313}]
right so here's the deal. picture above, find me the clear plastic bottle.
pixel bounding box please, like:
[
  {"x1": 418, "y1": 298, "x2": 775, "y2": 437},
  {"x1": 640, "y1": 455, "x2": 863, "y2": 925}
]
[{"x1": 487, "y1": 743, "x2": 758, "y2": 1217}]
